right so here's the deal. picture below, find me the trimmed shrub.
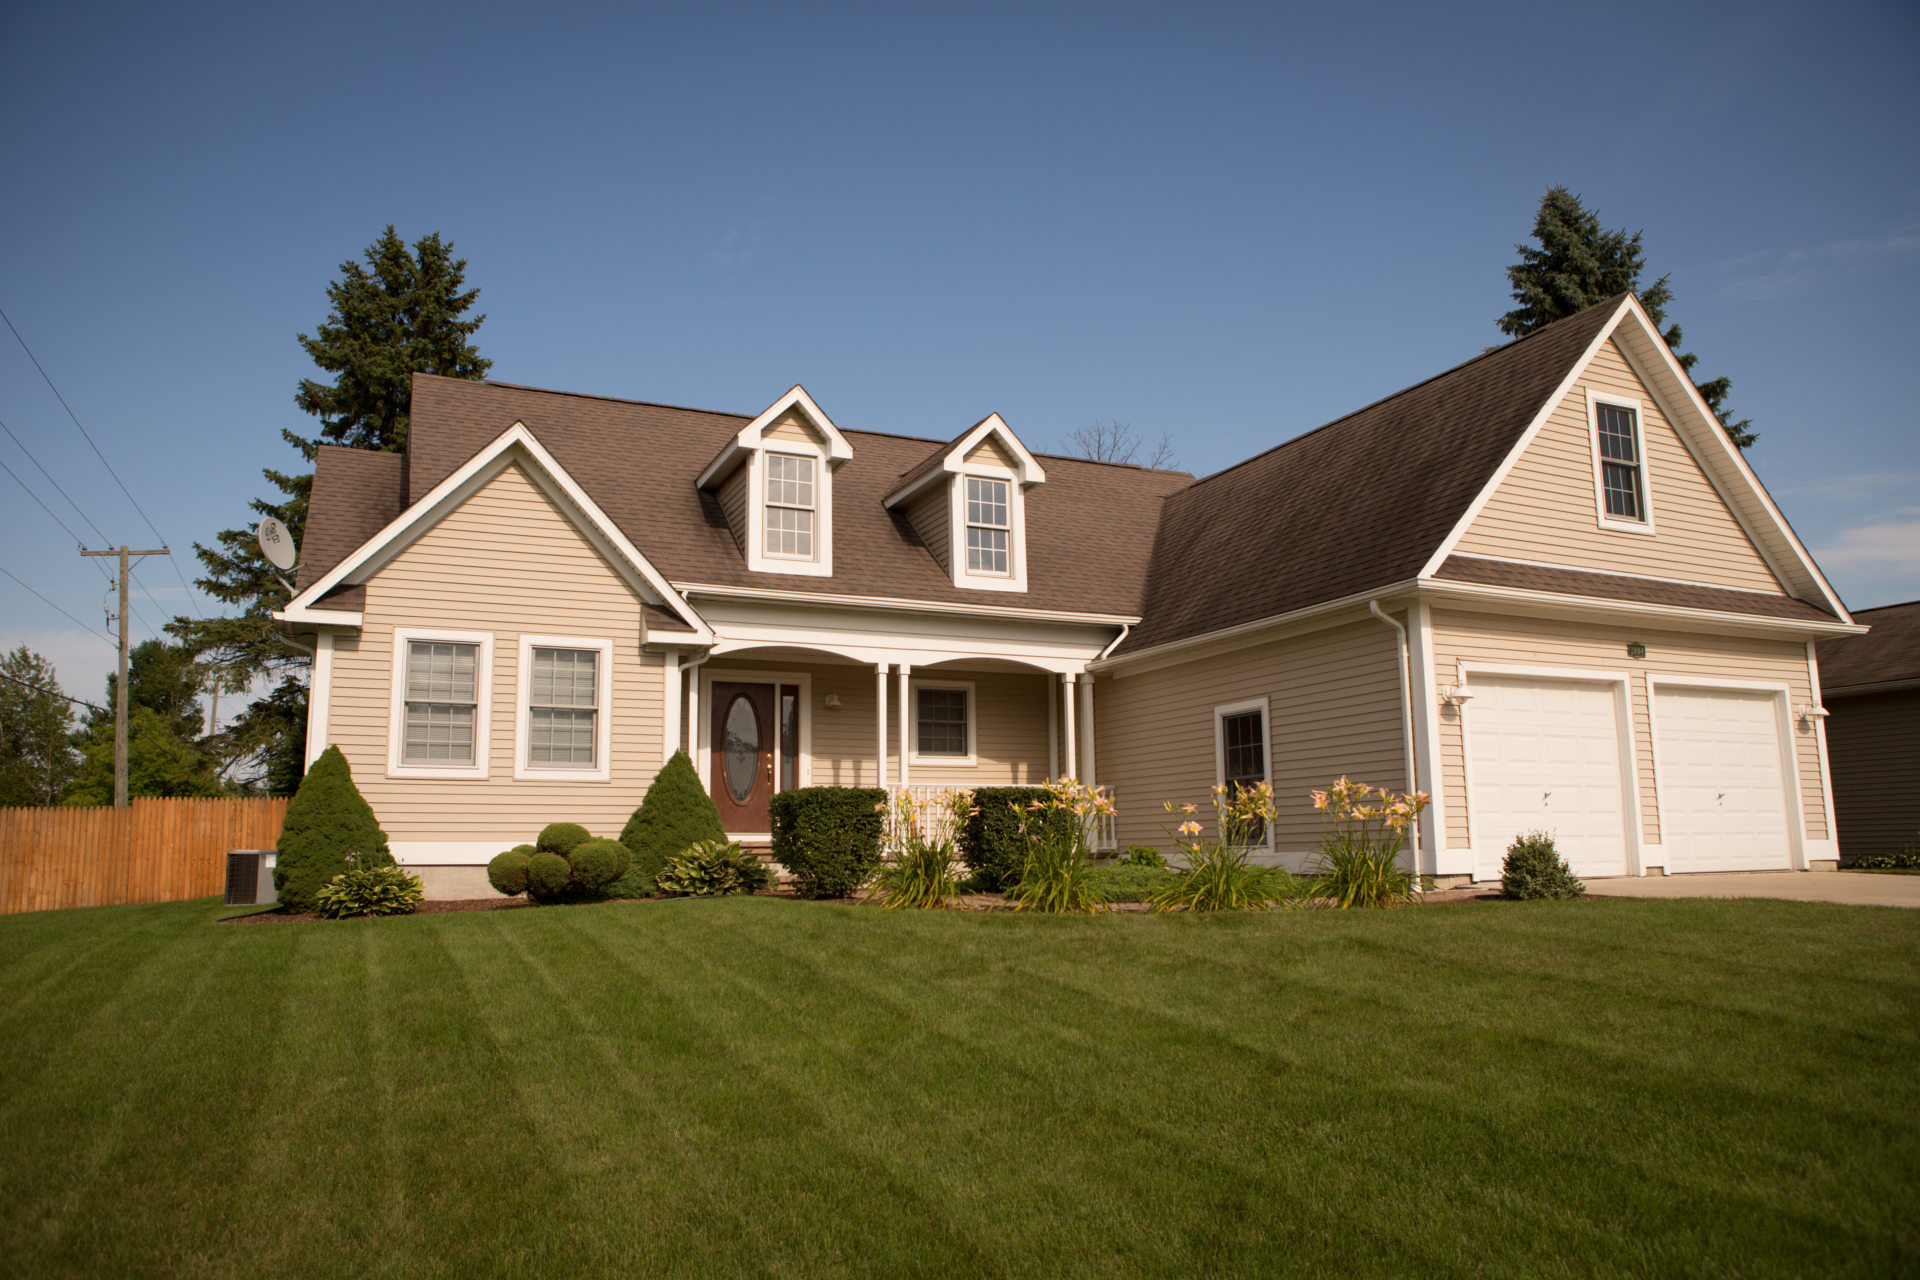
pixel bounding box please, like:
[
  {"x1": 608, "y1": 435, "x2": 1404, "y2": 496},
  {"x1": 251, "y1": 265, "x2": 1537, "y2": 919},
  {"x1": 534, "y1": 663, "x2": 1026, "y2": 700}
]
[
  {"x1": 1087, "y1": 863, "x2": 1177, "y2": 903},
  {"x1": 568, "y1": 838, "x2": 631, "y2": 894},
  {"x1": 537, "y1": 823, "x2": 592, "y2": 856},
  {"x1": 657, "y1": 839, "x2": 770, "y2": 897},
  {"x1": 1501, "y1": 831, "x2": 1584, "y2": 900},
  {"x1": 960, "y1": 787, "x2": 1073, "y2": 891},
  {"x1": 771, "y1": 787, "x2": 886, "y2": 899},
  {"x1": 614, "y1": 751, "x2": 722, "y2": 898},
  {"x1": 274, "y1": 745, "x2": 390, "y2": 913},
  {"x1": 487, "y1": 846, "x2": 535, "y2": 896},
  {"x1": 526, "y1": 851, "x2": 573, "y2": 899},
  {"x1": 314, "y1": 860, "x2": 424, "y2": 919},
  {"x1": 1848, "y1": 845, "x2": 1920, "y2": 870}
]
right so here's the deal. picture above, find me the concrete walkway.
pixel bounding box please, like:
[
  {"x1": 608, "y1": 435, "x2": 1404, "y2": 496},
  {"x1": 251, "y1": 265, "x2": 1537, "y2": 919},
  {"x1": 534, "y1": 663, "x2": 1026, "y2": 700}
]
[{"x1": 1581, "y1": 870, "x2": 1920, "y2": 908}]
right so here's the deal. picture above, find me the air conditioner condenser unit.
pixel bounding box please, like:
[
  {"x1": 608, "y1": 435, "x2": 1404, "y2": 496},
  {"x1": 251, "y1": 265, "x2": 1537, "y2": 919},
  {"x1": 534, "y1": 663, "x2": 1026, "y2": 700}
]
[{"x1": 224, "y1": 849, "x2": 279, "y2": 906}]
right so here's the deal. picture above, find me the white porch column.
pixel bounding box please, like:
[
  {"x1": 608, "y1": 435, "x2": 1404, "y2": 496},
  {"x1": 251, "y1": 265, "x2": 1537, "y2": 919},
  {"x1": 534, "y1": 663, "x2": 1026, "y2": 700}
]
[
  {"x1": 1061, "y1": 672, "x2": 1078, "y2": 781},
  {"x1": 688, "y1": 663, "x2": 704, "y2": 785},
  {"x1": 1406, "y1": 601, "x2": 1447, "y2": 877},
  {"x1": 1077, "y1": 671, "x2": 1097, "y2": 788},
  {"x1": 661, "y1": 648, "x2": 681, "y2": 763},
  {"x1": 1047, "y1": 675, "x2": 1059, "y2": 782},
  {"x1": 875, "y1": 663, "x2": 889, "y2": 789},
  {"x1": 896, "y1": 663, "x2": 911, "y2": 788},
  {"x1": 304, "y1": 632, "x2": 333, "y2": 768}
]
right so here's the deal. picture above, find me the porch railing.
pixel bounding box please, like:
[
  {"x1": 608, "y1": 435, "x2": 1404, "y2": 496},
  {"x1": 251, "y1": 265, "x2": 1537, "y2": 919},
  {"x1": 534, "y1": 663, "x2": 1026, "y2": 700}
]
[{"x1": 882, "y1": 784, "x2": 1116, "y2": 854}]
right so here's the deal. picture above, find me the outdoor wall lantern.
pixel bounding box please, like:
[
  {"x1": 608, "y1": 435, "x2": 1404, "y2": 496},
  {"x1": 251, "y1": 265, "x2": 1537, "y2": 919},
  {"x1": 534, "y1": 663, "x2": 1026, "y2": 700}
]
[
  {"x1": 1795, "y1": 703, "x2": 1830, "y2": 725},
  {"x1": 822, "y1": 693, "x2": 843, "y2": 710},
  {"x1": 1441, "y1": 685, "x2": 1476, "y2": 707}
]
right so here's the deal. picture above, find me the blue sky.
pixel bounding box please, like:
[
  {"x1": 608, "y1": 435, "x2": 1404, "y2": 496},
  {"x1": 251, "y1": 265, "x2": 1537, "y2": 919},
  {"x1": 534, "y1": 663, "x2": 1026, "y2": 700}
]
[{"x1": 2, "y1": 0, "x2": 1915, "y2": 707}]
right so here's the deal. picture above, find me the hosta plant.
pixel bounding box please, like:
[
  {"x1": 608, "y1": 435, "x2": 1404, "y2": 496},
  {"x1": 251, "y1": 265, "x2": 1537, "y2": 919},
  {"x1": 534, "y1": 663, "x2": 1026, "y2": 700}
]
[
  {"x1": 1005, "y1": 779, "x2": 1111, "y2": 914},
  {"x1": 1149, "y1": 782, "x2": 1294, "y2": 912},
  {"x1": 657, "y1": 839, "x2": 770, "y2": 897},
  {"x1": 1305, "y1": 777, "x2": 1429, "y2": 908},
  {"x1": 875, "y1": 789, "x2": 973, "y2": 909},
  {"x1": 313, "y1": 851, "x2": 424, "y2": 919}
]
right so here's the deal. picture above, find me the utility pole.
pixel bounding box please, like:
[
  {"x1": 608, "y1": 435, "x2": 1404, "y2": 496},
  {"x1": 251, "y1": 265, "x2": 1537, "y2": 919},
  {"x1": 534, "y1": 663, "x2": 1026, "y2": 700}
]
[{"x1": 79, "y1": 544, "x2": 168, "y2": 808}]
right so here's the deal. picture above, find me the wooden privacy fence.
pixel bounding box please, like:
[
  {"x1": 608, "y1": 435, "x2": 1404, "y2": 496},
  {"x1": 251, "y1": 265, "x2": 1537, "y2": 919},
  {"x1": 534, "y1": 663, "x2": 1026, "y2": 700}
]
[{"x1": 0, "y1": 797, "x2": 289, "y2": 915}]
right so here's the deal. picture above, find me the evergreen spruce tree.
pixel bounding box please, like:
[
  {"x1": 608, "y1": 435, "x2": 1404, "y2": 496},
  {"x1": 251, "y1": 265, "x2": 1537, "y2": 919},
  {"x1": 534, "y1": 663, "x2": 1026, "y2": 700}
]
[
  {"x1": 1500, "y1": 186, "x2": 1755, "y2": 448},
  {"x1": 275, "y1": 745, "x2": 390, "y2": 912},
  {"x1": 173, "y1": 228, "x2": 490, "y2": 792},
  {"x1": 0, "y1": 647, "x2": 81, "y2": 806},
  {"x1": 613, "y1": 751, "x2": 725, "y2": 896}
]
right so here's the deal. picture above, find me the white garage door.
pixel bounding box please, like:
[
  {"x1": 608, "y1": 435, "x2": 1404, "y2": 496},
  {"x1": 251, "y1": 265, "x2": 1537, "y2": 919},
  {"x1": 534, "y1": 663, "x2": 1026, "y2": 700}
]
[
  {"x1": 1653, "y1": 686, "x2": 1792, "y2": 872},
  {"x1": 1468, "y1": 677, "x2": 1629, "y2": 879}
]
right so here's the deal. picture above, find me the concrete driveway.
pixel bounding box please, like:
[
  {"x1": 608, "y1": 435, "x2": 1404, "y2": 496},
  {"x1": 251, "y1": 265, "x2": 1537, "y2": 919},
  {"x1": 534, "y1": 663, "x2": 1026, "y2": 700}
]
[{"x1": 1582, "y1": 870, "x2": 1920, "y2": 908}]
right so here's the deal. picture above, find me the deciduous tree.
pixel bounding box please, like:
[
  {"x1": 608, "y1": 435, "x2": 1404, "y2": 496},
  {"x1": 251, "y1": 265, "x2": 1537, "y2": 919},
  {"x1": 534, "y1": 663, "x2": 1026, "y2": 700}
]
[{"x1": 0, "y1": 647, "x2": 81, "y2": 807}]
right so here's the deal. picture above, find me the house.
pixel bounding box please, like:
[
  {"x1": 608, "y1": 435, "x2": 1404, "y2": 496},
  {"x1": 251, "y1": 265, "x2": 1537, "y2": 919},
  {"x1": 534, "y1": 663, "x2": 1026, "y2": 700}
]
[
  {"x1": 1815, "y1": 600, "x2": 1920, "y2": 860},
  {"x1": 277, "y1": 293, "x2": 1863, "y2": 896}
]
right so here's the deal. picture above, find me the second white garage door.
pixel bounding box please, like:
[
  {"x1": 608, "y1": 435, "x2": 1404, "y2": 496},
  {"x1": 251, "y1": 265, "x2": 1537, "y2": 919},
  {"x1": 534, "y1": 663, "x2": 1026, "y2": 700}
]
[
  {"x1": 1652, "y1": 686, "x2": 1793, "y2": 873},
  {"x1": 1467, "y1": 677, "x2": 1630, "y2": 880}
]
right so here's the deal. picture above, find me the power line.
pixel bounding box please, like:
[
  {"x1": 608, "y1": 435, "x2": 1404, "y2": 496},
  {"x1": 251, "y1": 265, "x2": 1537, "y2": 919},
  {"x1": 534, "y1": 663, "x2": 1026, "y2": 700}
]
[
  {"x1": 0, "y1": 668, "x2": 107, "y2": 715},
  {"x1": 0, "y1": 413, "x2": 115, "y2": 551},
  {"x1": 0, "y1": 307, "x2": 207, "y2": 619},
  {"x1": 0, "y1": 562, "x2": 116, "y2": 644}
]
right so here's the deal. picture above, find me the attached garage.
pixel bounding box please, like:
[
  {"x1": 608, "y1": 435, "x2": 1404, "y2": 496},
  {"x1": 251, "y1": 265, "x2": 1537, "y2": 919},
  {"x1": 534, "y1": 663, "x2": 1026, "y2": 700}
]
[
  {"x1": 1464, "y1": 674, "x2": 1634, "y2": 880},
  {"x1": 1650, "y1": 683, "x2": 1795, "y2": 872}
]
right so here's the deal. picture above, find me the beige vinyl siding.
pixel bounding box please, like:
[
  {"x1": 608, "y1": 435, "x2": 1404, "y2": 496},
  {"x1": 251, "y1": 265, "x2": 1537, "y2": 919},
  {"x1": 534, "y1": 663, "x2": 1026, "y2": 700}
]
[
  {"x1": 717, "y1": 464, "x2": 748, "y2": 552},
  {"x1": 765, "y1": 409, "x2": 821, "y2": 446},
  {"x1": 1430, "y1": 608, "x2": 1828, "y2": 848},
  {"x1": 325, "y1": 461, "x2": 664, "y2": 845},
  {"x1": 904, "y1": 485, "x2": 950, "y2": 572},
  {"x1": 1823, "y1": 688, "x2": 1920, "y2": 859},
  {"x1": 1455, "y1": 339, "x2": 1783, "y2": 593},
  {"x1": 964, "y1": 436, "x2": 1018, "y2": 470},
  {"x1": 1097, "y1": 617, "x2": 1407, "y2": 860}
]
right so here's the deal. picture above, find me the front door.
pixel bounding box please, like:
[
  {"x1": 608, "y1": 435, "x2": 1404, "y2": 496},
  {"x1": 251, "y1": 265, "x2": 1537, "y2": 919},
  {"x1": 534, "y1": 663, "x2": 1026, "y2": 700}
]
[{"x1": 711, "y1": 682, "x2": 775, "y2": 832}]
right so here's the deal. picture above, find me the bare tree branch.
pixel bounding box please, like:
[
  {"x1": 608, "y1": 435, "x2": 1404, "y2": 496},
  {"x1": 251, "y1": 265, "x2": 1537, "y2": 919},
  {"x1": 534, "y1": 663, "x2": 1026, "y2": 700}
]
[{"x1": 1060, "y1": 420, "x2": 1181, "y2": 470}]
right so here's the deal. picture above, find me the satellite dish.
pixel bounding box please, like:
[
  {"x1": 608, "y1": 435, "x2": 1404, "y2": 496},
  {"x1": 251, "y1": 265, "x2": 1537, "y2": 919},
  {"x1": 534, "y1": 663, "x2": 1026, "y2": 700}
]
[{"x1": 257, "y1": 517, "x2": 298, "y2": 571}]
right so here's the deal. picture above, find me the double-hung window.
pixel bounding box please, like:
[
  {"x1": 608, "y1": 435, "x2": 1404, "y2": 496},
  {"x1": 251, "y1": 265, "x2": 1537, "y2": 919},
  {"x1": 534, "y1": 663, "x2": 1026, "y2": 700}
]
[
  {"x1": 764, "y1": 453, "x2": 816, "y2": 559},
  {"x1": 912, "y1": 682, "x2": 975, "y2": 764},
  {"x1": 964, "y1": 476, "x2": 1010, "y2": 575},
  {"x1": 1595, "y1": 402, "x2": 1646, "y2": 523},
  {"x1": 527, "y1": 647, "x2": 598, "y2": 767},
  {"x1": 404, "y1": 641, "x2": 478, "y2": 765},
  {"x1": 1215, "y1": 699, "x2": 1270, "y2": 848}
]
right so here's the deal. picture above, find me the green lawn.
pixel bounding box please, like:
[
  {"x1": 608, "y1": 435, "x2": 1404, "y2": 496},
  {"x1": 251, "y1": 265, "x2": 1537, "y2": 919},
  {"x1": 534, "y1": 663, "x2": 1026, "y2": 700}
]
[{"x1": 1, "y1": 896, "x2": 1915, "y2": 1278}]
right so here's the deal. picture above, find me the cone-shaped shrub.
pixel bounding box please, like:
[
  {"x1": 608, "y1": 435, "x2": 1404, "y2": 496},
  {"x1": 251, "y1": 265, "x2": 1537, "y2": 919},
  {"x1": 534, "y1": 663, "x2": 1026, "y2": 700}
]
[
  {"x1": 612, "y1": 751, "x2": 723, "y2": 897},
  {"x1": 537, "y1": 823, "x2": 592, "y2": 855},
  {"x1": 488, "y1": 846, "x2": 535, "y2": 896},
  {"x1": 274, "y1": 746, "x2": 390, "y2": 913}
]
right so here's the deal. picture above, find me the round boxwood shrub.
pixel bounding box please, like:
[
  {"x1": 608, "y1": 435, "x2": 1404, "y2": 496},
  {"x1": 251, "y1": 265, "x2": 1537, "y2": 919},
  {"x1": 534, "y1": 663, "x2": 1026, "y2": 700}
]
[
  {"x1": 488, "y1": 846, "x2": 535, "y2": 896},
  {"x1": 1501, "y1": 831, "x2": 1584, "y2": 900},
  {"x1": 770, "y1": 787, "x2": 886, "y2": 898},
  {"x1": 568, "y1": 838, "x2": 630, "y2": 894},
  {"x1": 537, "y1": 822, "x2": 592, "y2": 856},
  {"x1": 526, "y1": 851, "x2": 574, "y2": 899},
  {"x1": 274, "y1": 745, "x2": 390, "y2": 913},
  {"x1": 613, "y1": 751, "x2": 723, "y2": 898}
]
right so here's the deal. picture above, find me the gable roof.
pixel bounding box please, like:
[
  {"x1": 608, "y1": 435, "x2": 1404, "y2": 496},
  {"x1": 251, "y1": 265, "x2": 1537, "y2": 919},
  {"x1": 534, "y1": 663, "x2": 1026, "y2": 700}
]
[
  {"x1": 1117, "y1": 297, "x2": 1629, "y2": 654},
  {"x1": 296, "y1": 447, "x2": 408, "y2": 612},
  {"x1": 392, "y1": 375, "x2": 1190, "y2": 617},
  {"x1": 885, "y1": 412, "x2": 1047, "y2": 507},
  {"x1": 696, "y1": 384, "x2": 854, "y2": 489},
  {"x1": 1817, "y1": 599, "x2": 1920, "y2": 692}
]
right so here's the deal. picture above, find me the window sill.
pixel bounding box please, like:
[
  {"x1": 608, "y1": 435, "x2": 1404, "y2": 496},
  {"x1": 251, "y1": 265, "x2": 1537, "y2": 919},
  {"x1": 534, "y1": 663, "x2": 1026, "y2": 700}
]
[
  {"x1": 1594, "y1": 514, "x2": 1657, "y2": 536},
  {"x1": 909, "y1": 753, "x2": 977, "y2": 768},
  {"x1": 387, "y1": 762, "x2": 490, "y2": 781}
]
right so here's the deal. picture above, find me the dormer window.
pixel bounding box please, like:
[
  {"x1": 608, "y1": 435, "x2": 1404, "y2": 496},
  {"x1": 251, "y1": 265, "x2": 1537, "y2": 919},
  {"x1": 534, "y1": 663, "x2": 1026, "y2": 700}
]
[
  {"x1": 964, "y1": 476, "x2": 1010, "y2": 575},
  {"x1": 765, "y1": 453, "x2": 816, "y2": 559}
]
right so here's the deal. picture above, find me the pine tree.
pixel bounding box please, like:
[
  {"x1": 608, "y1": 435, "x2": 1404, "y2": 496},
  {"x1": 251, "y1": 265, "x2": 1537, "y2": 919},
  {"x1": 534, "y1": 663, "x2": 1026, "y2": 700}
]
[
  {"x1": 1499, "y1": 186, "x2": 1755, "y2": 448},
  {"x1": 0, "y1": 647, "x2": 81, "y2": 807},
  {"x1": 172, "y1": 228, "x2": 491, "y2": 792}
]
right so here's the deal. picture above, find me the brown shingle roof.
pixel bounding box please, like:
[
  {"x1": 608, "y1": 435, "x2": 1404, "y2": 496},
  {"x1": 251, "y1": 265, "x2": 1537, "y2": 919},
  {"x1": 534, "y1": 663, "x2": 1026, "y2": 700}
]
[
  {"x1": 1436, "y1": 555, "x2": 1837, "y2": 622},
  {"x1": 1114, "y1": 297, "x2": 1631, "y2": 654},
  {"x1": 1818, "y1": 600, "x2": 1920, "y2": 691},
  {"x1": 401, "y1": 376, "x2": 1192, "y2": 617},
  {"x1": 298, "y1": 447, "x2": 407, "y2": 612}
]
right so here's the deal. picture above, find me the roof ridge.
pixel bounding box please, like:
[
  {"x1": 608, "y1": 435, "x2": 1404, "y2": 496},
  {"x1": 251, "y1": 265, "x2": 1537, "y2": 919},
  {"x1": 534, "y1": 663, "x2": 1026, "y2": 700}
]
[{"x1": 1180, "y1": 293, "x2": 1631, "y2": 491}]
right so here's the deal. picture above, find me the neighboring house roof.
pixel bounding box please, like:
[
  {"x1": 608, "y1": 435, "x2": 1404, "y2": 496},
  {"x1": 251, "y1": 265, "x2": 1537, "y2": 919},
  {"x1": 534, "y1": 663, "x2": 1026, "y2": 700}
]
[
  {"x1": 1117, "y1": 298, "x2": 1629, "y2": 654},
  {"x1": 388, "y1": 376, "x2": 1192, "y2": 617},
  {"x1": 1818, "y1": 600, "x2": 1920, "y2": 692}
]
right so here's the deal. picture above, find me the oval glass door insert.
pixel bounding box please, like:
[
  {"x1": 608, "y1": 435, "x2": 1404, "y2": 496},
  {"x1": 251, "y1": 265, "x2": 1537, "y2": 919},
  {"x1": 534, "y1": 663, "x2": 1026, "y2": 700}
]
[{"x1": 723, "y1": 695, "x2": 760, "y2": 803}]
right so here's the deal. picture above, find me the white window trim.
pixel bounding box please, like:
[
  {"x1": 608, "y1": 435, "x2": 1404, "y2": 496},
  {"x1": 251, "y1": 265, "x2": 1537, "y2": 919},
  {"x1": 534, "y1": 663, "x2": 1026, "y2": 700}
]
[
  {"x1": 909, "y1": 678, "x2": 978, "y2": 766},
  {"x1": 946, "y1": 467, "x2": 1028, "y2": 593},
  {"x1": 388, "y1": 627, "x2": 494, "y2": 780},
  {"x1": 744, "y1": 440, "x2": 834, "y2": 577},
  {"x1": 1586, "y1": 388, "x2": 1657, "y2": 536},
  {"x1": 513, "y1": 634, "x2": 614, "y2": 782},
  {"x1": 1212, "y1": 696, "x2": 1273, "y2": 853}
]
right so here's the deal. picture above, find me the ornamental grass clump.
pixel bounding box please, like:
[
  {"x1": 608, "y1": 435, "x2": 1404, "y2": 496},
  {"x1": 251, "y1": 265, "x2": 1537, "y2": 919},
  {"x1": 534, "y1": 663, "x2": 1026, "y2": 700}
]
[
  {"x1": 1305, "y1": 776, "x2": 1429, "y2": 908},
  {"x1": 657, "y1": 839, "x2": 770, "y2": 897},
  {"x1": 1148, "y1": 782, "x2": 1294, "y2": 912},
  {"x1": 1501, "y1": 830, "x2": 1584, "y2": 900},
  {"x1": 1005, "y1": 779, "x2": 1110, "y2": 914},
  {"x1": 313, "y1": 851, "x2": 424, "y2": 919},
  {"x1": 874, "y1": 789, "x2": 972, "y2": 909}
]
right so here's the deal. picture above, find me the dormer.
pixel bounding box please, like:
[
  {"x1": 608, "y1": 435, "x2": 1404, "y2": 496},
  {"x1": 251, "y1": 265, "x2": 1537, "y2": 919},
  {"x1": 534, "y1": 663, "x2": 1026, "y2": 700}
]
[
  {"x1": 884, "y1": 413, "x2": 1046, "y2": 593},
  {"x1": 697, "y1": 385, "x2": 853, "y2": 577}
]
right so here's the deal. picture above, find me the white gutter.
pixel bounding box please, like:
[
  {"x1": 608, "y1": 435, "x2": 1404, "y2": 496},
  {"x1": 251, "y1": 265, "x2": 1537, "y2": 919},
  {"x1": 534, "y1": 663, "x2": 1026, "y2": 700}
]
[{"x1": 1368, "y1": 600, "x2": 1421, "y2": 881}]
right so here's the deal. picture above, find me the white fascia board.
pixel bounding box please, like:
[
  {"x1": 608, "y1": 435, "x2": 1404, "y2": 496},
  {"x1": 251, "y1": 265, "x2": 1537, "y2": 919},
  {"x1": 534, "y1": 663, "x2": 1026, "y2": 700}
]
[
  {"x1": 1420, "y1": 578, "x2": 1867, "y2": 638},
  {"x1": 1418, "y1": 297, "x2": 1632, "y2": 579},
  {"x1": 674, "y1": 581, "x2": 1137, "y2": 626},
  {"x1": 273, "y1": 606, "x2": 364, "y2": 628},
  {"x1": 1605, "y1": 299, "x2": 1852, "y2": 622},
  {"x1": 285, "y1": 422, "x2": 713, "y2": 643},
  {"x1": 883, "y1": 412, "x2": 1046, "y2": 508},
  {"x1": 1091, "y1": 580, "x2": 1426, "y2": 675},
  {"x1": 696, "y1": 384, "x2": 853, "y2": 489}
]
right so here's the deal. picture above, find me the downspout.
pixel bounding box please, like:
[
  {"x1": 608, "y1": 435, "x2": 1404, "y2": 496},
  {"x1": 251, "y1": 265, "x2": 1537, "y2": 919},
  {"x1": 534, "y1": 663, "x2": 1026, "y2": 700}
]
[
  {"x1": 1368, "y1": 600, "x2": 1421, "y2": 879},
  {"x1": 274, "y1": 628, "x2": 315, "y2": 657},
  {"x1": 1096, "y1": 623, "x2": 1131, "y2": 662}
]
